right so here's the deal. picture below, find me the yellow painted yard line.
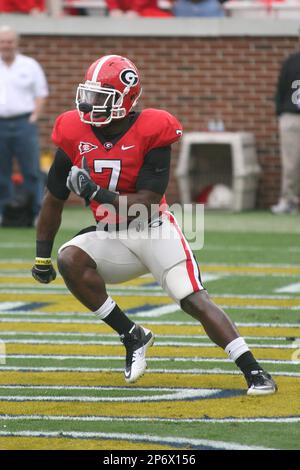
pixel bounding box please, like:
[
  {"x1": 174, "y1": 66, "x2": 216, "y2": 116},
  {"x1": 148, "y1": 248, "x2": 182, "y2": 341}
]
[
  {"x1": 1, "y1": 293, "x2": 300, "y2": 310},
  {"x1": 202, "y1": 265, "x2": 300, "y2": 275},
  {"x1": 0, "y1": 371, "x2": 297, "y2": 390},
  {"x1": 0, "y1": 437, "x2": 174, "y2": 450},
  {"x1": 0, "y1": 371, "x2": 246, "y2": 388},
  {"x1": 0, "y1": 277, "x2": 153, "y2": 287},
  {"x1": 0, "y1": 294, "x2": 89, "y2": 312},
  {"x1": 0, "y1": 322, "x2": 102, "y2": 333},
  {"x1": 0, "y1": 263, "x2": 33, "y2": 270},
  {"x1": 0, "y1": 378, "x2": 298, "y2": 418},
  {"x1": 6, "y1": 344, "x2": 295, "y2": 361},
  {"x1": 0, "y1": 322, "x2": 299, "y2": 338},
  {"x1": 0, "y1": 278, "x2": 66, "y2": 286},
  {"x1": 0, "y1": 294, "x2": 173, "y2": 312},
  {"x1": 213, "y1": 297, "x2": 300, "y2": 308},
  {"x1": 117, "y1": 277, "x2": 155, "y2": 286},
  {"x1": 1, "y1": 261, "x2": 300, "y2": 276},
  {"x1": 0, "y1": 292, "x2": 173, "y2": 313}
]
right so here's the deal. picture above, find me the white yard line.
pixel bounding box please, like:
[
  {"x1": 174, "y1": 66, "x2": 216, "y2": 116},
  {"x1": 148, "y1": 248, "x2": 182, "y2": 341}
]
[
  {"x1": 0, "y1": 319, "x2": 299, "y2": 327},
  {"x1": 0, "y1": 260, "x2": 300, "y2": 272},
  {"x1": 1, "y1": 340, "x2": 296, "y2": 349},
  {"x1": 2, "y1": 354, "x2": 297, "y2": 365},
  {"x1": 0, "y1": 414, "x2": 299, "y2": 424},
  {"x1": 2, "y1": 272, "x2": 300, "y2": 279},
  {"x1": 275, "y1": 283, "x2": 300, "y2": 294},
  {"x1": 0, "y1": 430, "x2": 272, "y2": 450},
  {"x1": 0, "y1": 312, "x2": 71, "y2": 318},
  {"x1": 0, "y1": 289, "x2": 170, "y2": 296},
  {"x1": 0, "y1": 331, "x2": 297, "y2": 341},
  {"x1": 0, "y1": 387, "x2": 246, "y2": 403},
  {"x1": 0, "y1": 260, "x2": 299, "y2": 268},
  {"x1": 0, "y1": 243, "x2": 34, "y2": 248},
  {"x1": 203, "y1": 245, "x2": 300, "y2": 254},
  {"x1": 131, "y1": 304, "x2": 179, "y2": 317},
  {"x1": 1, "y1": 290, "x2": 300, "y2": 299},
  {"x1": 0, "y1": 385, "x2": 220, "y2": 391},
  {"x1": 0, "y1": 366, "x2": 298, "y2": 376},
  {"x1": 3, "y1": 305, "x2": 299, "y2": 313},
  {"x1": 0, "y1": 302, "x2": 33, "y2": 311},
  {"x1": 0, "y1": 390, "x2": 229, "y2": 403}
]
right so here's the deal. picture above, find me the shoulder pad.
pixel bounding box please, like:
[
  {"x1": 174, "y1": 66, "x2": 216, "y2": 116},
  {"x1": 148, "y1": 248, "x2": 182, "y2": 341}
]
[{"x1": 138, "y1": 109, "x2": 183, "y2": 150}]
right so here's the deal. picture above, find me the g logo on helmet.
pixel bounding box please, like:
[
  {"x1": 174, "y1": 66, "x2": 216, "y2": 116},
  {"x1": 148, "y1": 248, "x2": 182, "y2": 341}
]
[{"x1": 120, "y1": 69, "x2": 139, "y2": 88}]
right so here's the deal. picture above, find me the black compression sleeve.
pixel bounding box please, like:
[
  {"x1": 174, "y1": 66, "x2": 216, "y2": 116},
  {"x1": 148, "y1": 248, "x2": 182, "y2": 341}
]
[
  {"x1": 36, "y1": 240, "x2": 54, "y2": 258},
  {"x1": 47, "y1": 148, "x2": 72, "y2": 200},
  {"x1": 136, "y1": 146, "x2": 171, "y2": 195}
]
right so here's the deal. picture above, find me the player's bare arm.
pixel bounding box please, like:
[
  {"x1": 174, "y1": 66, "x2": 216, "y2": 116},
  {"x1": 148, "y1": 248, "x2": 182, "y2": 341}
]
[
  {"x1": 31, "y1": 191, "x2": 65, "y2": 284},
  {"x1": 36, "y1": 190, "x2": 65, "y2": 241}
]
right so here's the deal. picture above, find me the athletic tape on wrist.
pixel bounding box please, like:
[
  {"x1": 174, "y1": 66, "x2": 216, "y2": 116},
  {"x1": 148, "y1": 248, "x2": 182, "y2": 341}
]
[{"x1": 35, "y1": 258, "x2": 52, "y2": 266}]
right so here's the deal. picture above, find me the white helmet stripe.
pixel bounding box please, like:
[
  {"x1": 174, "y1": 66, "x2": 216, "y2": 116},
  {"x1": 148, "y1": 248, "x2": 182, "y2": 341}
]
[{"x1": 91, "y1": 55, "x2": 121, "y2": 82}]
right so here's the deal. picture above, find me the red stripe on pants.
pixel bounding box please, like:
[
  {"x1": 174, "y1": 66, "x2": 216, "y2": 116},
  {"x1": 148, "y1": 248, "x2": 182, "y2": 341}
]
[{"x1": 165, "y1": 212, "x2": 201, "y2": 293}]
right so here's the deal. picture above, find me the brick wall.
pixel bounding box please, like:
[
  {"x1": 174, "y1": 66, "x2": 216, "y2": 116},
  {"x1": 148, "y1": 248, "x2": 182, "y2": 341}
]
[{"x1": 20, "y1": 35, "x2": 299, "y2": 208}]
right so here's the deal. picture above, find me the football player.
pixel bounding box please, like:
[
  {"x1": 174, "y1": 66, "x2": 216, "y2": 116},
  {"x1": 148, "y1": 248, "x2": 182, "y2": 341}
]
[{"x1": 32, "y1": 55, "x2": 277, "y2": 395}]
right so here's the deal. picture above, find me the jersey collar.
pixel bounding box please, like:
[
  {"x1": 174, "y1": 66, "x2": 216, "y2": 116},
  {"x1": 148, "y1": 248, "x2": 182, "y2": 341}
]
[{"x1": 91, "y1": 112, "x2": 140, "y2": 149}]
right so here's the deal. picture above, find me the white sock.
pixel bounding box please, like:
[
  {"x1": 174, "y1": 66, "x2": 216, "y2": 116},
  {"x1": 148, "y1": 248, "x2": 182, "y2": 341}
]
[
  {"x1": 93, "y1": 296, "x2": 116, "y2": 320},
  {"x1": 225, "y1": 337, "x2": 249, "y2": 362}
]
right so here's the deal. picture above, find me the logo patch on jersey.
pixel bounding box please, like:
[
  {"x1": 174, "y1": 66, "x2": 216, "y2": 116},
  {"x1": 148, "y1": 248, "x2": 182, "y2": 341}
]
[
  {"x1": 79, "y1": 142, "x2": 98, "y2": 155},
  {"x1": 104, "y1": 142, "x2": 114, "y2": 150},
  {"x1": 120, "y1": 69, "x2": 139, "y2": 87},
  {"x1": 121, "y1": 145, "x2": 135, "y2": 151}
]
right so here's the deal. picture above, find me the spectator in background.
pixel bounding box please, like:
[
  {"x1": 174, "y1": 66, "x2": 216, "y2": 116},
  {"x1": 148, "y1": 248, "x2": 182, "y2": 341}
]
[
  {"x1": 0, "y1": 26, "x2": 48, "y2": 225},
  {"x1": 271, "y1": 50, "x2": 300, "y2": 214},
  {"x1": 173, "y1": 0, "x2": 224, "y2": 17},
  {"x1": 106, "y1": 0, "x2": 173, "y2": 17},
  {"x1": 0, "y1": 0, "x2": 45, "y2": 14}
]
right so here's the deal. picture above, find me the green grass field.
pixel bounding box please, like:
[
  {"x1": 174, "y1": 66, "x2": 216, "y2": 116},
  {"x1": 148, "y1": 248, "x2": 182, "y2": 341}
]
[{"x1": 0, "y1": 208, "x2": 299, "y2": 450}]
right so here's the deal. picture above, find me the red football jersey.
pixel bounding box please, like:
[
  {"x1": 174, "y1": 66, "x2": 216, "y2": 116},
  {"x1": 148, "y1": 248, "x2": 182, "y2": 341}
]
[{"x1": 52, "y1": 108, "x2": 183, "y2": 222}]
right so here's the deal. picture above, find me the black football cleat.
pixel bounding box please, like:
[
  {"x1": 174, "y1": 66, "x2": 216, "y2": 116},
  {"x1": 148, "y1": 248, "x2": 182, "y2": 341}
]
[
  {"x1": 246, "y1": 370, "x2": 278, "y2": 396},
  {"x1": 120, "y1": 324, "x2": 155, "y2": 383}
]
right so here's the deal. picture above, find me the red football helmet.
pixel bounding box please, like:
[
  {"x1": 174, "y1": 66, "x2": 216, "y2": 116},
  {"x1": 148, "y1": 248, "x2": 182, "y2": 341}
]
[{"x1": 76, "y1": 55, "x2": 142, "y2": 127}]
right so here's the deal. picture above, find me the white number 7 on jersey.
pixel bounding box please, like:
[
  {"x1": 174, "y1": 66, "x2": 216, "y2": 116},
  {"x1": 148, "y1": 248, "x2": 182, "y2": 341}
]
[{"x1": 94, "y1": 160, "x2": 121, "y2": 192}]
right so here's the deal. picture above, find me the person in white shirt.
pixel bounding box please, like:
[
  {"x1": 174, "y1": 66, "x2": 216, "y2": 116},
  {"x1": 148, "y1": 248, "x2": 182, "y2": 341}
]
[{"x1": 0, "y1": 25, "x2": 49, "y2": 224}]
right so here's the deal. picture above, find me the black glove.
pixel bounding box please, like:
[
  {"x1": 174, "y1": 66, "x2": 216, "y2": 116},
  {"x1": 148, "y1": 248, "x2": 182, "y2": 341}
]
[
  {"x1": 32, "y1": 258, "x2": 57, "y2": 284},
  {"x1": 66, "y1": 157, "x2": 99, "y2": 204}
]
